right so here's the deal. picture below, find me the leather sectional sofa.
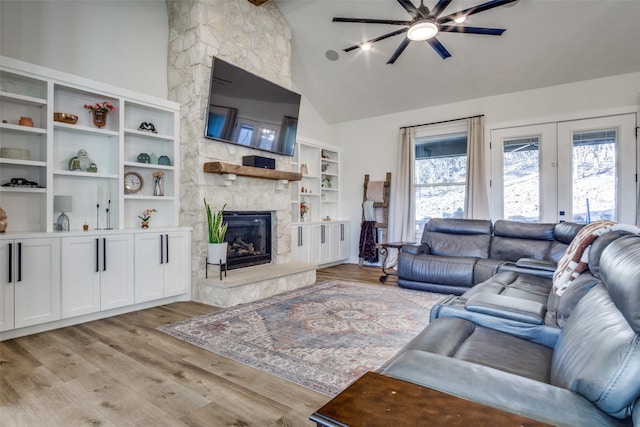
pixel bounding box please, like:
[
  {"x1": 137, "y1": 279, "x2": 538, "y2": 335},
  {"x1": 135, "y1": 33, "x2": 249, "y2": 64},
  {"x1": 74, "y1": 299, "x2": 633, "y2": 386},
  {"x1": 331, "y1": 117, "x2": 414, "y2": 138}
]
[
  {"x1": 379, "y1": 234, "x2": 640, "y2": 426},
  {"x1": 397, "y1": 218, "x2": 584, "y2": 295}
]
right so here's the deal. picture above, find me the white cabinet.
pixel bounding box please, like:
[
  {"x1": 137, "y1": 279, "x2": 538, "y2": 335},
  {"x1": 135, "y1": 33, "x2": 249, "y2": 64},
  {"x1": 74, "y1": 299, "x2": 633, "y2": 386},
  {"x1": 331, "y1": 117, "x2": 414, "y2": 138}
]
[
  {"x1": 134, "y1": 230, "x2": 190, "y2": 303},
  {"x1": 60, "y1": 233, "x2": 134, "y2": 319},
  {"x1": 292, "y1": 221, "x2": 349, "y2": 266},
  {"x1": 0, "y1": 237, "x2": 60, "y2": 331}
]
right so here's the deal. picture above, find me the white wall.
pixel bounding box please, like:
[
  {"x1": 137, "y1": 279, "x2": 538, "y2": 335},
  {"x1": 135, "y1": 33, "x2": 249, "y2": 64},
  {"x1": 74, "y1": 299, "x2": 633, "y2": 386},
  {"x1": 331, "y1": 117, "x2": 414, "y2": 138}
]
[
  {"x1": 331, "y1": 72, "x2": 640, "y2": 263},
  {"x1": 0, "y1": 0, "x2": 169, "y2": 99}
]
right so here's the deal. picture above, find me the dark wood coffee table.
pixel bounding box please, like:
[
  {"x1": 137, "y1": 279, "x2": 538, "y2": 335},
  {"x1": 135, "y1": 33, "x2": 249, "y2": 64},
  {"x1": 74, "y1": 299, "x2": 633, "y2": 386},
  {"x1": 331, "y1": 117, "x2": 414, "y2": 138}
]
[{"x1": 310, "y1": 371, "x2": 551, "y2": 427}]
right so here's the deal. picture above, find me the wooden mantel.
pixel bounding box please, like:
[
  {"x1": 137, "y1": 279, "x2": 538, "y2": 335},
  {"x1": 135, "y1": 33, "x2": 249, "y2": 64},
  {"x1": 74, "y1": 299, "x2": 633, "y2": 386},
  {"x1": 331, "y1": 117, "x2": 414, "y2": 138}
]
[{"x1": 203, "y1": 161, "x2": 302, "y2": 182}]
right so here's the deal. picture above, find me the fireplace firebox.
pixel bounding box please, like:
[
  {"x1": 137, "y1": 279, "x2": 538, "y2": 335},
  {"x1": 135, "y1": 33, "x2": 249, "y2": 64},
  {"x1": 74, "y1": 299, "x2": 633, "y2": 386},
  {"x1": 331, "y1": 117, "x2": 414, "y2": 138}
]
[{"x1": 223, "y1": 211, "x2": 272, "y2": 270}]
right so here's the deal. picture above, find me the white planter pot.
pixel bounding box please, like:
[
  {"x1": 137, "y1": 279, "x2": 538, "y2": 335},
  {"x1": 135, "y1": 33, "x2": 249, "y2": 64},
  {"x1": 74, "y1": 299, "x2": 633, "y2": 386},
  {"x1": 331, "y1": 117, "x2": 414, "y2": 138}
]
[{"x1": 208, "y1": 242, "x2": 228, "y2": 265}]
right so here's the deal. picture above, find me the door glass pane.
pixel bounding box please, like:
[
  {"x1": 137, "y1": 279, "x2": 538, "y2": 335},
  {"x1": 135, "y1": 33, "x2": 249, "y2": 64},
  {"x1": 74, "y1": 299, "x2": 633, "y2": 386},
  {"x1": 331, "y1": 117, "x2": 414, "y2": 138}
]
[
  {"x1": 503, "y1": 137, "x2": 540, "y2": 222},
  {"x1": 572, "y1": 129, "x2": 616, "y2": 222}
]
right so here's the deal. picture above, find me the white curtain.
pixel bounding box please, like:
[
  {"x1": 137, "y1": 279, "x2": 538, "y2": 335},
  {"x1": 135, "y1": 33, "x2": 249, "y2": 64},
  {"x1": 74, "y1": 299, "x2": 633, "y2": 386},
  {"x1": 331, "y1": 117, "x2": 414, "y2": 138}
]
[
  {"x1": 391, "y1": 127, "x2": 416, "y2": 244},
  {"x1": 464, "y1": 116, "x2": 490, "y2": 219}
]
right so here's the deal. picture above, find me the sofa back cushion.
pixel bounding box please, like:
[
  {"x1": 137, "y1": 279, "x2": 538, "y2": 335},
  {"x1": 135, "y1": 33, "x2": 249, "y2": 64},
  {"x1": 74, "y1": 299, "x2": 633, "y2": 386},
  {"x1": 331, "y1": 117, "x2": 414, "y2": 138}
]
[
  {"x1": 421, "y1": 218, "x2": 492, "y2": 258},
  {"x1": 548, "y1": 222, "x2": 585, "y2": 262},
  {"x1": 489, "y1": 221, "x2": 556, "y2": 262},
  {"x1": 550, "y1": 235, "x2": 640, "y2": 419}
]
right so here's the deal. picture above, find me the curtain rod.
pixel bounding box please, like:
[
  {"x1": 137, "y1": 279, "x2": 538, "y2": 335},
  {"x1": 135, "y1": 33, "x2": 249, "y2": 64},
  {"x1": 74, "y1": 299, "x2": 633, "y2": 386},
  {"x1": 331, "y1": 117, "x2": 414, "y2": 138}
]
[{"x1": 399, "y1": 114, "x2": 484, "y2": 130}]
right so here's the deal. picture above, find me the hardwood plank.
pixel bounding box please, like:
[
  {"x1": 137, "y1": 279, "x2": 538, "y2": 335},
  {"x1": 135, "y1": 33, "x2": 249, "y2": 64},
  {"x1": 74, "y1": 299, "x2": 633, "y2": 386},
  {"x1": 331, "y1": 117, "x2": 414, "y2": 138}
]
[{"x1": 0, "y1": 264, "x2": 388, "y2": 426}]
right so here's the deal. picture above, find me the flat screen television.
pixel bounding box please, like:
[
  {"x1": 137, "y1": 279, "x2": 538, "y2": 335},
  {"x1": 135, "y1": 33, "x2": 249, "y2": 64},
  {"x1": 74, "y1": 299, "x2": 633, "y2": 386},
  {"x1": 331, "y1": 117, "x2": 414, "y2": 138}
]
[{"x1": 204, "y1": 56, "x2": 301, "y2": 157}]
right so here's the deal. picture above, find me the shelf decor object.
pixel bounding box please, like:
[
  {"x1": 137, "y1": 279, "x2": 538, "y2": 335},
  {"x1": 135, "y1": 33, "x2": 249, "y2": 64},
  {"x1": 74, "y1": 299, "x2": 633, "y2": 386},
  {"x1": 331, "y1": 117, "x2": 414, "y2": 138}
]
[
  {"x1": 83, "y1": 101, "x2": 115, "y2": 128},
  {"x1": 54, "y1": 195, "x2": 72, "y2": 231}
]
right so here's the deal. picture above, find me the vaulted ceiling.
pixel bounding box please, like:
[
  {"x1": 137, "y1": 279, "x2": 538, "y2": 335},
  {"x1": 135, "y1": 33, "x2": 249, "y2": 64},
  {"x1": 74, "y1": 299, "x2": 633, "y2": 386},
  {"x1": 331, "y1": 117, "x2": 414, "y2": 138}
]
[{"x1": 272, "y1": 0, "x2": 640, "y2": 124}]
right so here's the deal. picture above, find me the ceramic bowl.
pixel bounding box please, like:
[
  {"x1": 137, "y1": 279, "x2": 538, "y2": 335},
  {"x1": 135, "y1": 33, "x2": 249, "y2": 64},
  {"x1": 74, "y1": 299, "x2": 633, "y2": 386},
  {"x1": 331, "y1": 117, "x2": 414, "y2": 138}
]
[{"x1": 53, "y1": 112, "x2": 78, "y2": 124}]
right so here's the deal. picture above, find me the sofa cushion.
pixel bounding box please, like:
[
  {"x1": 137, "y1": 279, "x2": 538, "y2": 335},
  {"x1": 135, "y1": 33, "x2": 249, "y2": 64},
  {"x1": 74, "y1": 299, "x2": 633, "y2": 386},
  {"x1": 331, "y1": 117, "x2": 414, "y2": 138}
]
[
  {"x1": 421, "y1": 218, "x2": 492, "y2": 258},
  {"x1": 400, "y1": 317, "x2": 553, "y2": 383},
  {"x1": 398, "y1": 253, "x2": 477, "y2": 288}
]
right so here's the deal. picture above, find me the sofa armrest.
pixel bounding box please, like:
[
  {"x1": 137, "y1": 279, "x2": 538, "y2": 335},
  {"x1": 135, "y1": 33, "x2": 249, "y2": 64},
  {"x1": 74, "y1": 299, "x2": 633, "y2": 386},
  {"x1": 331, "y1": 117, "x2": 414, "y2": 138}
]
[
  {"x1": 401, "y1": 243, "x2": 430, "y2": 255},
  {"x1": 380, "y1": 351, "x2": 628, "y2": 427},
  {"x1": 498, "y1": 258, "x2": 556, "y2": 279},
  {"x1": 464, "y1": 293, "x2": 546, "y2": 325},
  {"x1": 515, "y1": 258, "x2": 557, "y2": 272}
]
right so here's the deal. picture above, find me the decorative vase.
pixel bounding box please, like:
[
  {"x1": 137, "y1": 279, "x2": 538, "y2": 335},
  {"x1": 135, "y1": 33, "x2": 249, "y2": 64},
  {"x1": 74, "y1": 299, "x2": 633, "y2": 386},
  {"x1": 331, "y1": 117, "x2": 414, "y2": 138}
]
[
  {"x1": 208, "y1": 242, "x2": 228, "y2": 265},
  {"x1": 92, "y1": 110, "x2": 108, "y2": 128},
  {"x1": 141, "y1": 220, "x2": 149, "y2": 229},
  {"x1": 153, "y1": 176, "x2": 164, "y2": 196},
  {"x1": 19, "y1": 117, "x2": 34, "y2": 127}
]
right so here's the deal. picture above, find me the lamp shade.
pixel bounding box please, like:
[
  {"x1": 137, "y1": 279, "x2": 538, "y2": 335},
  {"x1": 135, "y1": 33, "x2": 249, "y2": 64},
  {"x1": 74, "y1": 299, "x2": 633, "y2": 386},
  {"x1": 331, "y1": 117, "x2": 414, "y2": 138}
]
[{"x1": 54, "y1": 195, "x2": 72, "y2": 212}]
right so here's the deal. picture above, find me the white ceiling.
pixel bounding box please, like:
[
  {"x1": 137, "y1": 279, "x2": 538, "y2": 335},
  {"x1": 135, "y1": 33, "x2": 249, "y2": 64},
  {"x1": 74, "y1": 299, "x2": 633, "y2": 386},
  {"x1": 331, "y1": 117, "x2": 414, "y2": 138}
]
[{"x1": 272, "y1": 0, "x2": 640, "y2": 124}]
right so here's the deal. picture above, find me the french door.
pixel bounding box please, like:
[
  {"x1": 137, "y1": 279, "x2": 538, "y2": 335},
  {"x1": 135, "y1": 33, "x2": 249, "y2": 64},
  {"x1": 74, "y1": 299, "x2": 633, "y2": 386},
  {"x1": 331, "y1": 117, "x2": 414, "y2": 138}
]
[{"x1": 490, "y1": 113, "x2": 637, "y2": 224}]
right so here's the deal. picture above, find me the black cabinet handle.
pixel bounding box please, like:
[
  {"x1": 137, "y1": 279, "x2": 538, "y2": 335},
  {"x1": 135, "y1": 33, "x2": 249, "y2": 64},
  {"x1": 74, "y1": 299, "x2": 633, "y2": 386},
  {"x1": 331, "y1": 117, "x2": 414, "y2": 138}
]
[
  {"x1": 298, "y1": 226, "x2": 302, "y2": 247},
  {"x1": 165, "y1": 234, "x2": 169, "y2": 264},
  {"x1": 321, "y1": 225, "x2": 325, "y2": 244},
  {"x1": 96, "y1": 238, "x2": 100, "y2": 272},
  {"x1": 7, "y1": 243, "x2": 12, "y2": 283},
  {"x1": 340, "y1": 223, "x2": 344, "y2": 241},
  {"x1": 17, "y1": 242, "x2": 22, "y2": 282},
  {"x1": 160, "y1": 235, "x2": 164, "y2": 264},
  {"x1": 102, "y1": 238, "x2": 107, "y2": 271}
]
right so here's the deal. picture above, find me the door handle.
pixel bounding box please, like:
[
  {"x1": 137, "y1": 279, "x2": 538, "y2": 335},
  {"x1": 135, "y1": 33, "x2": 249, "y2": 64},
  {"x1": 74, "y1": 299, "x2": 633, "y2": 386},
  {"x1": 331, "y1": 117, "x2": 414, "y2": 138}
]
[
  {"x1": 96, "y1": 238, "x2": 100, "y2": 272},
  {"x1": 160, "y1": 235, "x2": 164, "y2": 264},
  {"x1": 17, "y1": 242, "x2": 22, "y2": 282},
  {"x1": 165, "y1": 234, "x2": 169, "y2": 264},
  {"x1": 102, "y1": 238, "x2": 107, "y2": 271},
  {"x1": 7, "y1": 243, "x2": 12, "y2": 283}
]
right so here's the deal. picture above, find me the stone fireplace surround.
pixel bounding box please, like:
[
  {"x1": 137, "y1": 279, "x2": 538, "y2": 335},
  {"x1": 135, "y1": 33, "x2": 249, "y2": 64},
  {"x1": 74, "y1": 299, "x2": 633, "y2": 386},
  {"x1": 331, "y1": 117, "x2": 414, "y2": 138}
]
[{"x1": 166, "y1": 0, "x2": 316, "y2": 307}]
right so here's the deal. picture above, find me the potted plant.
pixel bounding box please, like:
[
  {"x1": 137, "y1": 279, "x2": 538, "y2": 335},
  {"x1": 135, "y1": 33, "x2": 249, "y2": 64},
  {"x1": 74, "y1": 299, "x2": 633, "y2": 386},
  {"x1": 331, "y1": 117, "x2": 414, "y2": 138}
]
[{"x1": 204, "y1": 198, "x2": 228, "y2": 264}]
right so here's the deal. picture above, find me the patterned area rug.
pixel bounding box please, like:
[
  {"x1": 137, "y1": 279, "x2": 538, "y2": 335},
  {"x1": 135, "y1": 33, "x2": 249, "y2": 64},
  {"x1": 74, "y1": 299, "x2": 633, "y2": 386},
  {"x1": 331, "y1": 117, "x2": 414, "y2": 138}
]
[{"x1": 159, "y1": 280, "x2": 444, "y2": 396}]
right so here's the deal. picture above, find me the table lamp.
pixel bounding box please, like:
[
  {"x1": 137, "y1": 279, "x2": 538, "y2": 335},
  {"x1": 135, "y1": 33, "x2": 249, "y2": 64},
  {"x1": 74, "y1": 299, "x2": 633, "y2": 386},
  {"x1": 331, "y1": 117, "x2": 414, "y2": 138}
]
[{"x1": 54, "y1": 195, "x2": 72, "y2": 231}]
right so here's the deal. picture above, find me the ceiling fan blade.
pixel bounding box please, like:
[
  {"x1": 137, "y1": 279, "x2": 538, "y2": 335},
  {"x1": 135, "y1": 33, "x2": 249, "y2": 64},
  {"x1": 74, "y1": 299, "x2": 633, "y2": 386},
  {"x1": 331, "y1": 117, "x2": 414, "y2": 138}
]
[
  {"x1": 396, "y1": 0, "x2": 423, "y2": 18},
  {"x1": 439, "y1": 25, "x2": 506, "y2": 35},
  {"x1": 343, "y1": 28, "x2": 409, "y2": 52},
  {"x1": 439, "y1": 0, "x2": 518, "y2": 23},
  {"x1": 429, "y1": 0, "x2": 453, "y2": 18},
  {"x1": 333, "y1": 17, "x2": 411, "y2": 26},
  {"x1": 426, "y1": 38, "x2": 451, "y2": 59},
  {"x1": 387, "y1": 37, "x2": 411, "y2": 64}
]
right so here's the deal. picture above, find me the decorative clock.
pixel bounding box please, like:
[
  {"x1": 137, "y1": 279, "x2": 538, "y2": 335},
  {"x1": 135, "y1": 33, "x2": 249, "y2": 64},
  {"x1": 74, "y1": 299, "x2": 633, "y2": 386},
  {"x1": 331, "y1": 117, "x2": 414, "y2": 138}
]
[{"x1": 124, "y1": 171, "x2": 144, "y2": 194}]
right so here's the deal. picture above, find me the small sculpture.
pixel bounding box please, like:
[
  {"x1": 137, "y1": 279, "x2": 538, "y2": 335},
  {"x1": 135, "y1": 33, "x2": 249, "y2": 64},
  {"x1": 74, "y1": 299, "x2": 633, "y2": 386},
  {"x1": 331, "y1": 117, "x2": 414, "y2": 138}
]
[{"x1": 69, "y1": 148, "x2": 97, "y2": 173}]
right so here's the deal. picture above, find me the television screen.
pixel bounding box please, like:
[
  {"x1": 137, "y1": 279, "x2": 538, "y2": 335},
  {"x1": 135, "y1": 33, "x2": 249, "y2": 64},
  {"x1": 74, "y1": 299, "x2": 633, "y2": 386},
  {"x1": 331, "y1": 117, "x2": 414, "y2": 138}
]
[{"x1": 204, "y1": 57, "x2": 301, "y2": 157}]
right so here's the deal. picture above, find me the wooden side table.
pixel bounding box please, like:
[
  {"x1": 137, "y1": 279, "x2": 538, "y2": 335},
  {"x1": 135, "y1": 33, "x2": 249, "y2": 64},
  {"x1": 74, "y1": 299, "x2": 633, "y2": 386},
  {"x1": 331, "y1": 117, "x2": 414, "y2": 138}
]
[
  {"x1": 310, "y1": 371, "x2": 551, "y2": 427},
  {"x1": 376, "y1": 241, "x2": 409, "y2": 283}
]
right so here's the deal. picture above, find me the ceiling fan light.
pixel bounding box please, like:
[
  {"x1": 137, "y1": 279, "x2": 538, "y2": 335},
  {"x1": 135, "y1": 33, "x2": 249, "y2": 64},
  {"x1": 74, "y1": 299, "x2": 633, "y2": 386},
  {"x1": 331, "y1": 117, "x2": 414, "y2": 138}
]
[
  {"x1": 454, "y1": 15, "x2": 466, "y2": 23},
  {"x1": 407, "y1": 20, "x2": 438, "y2": 41},
  {"x1": 360, "y1": 42, "x2": 372, "y2": 51}
]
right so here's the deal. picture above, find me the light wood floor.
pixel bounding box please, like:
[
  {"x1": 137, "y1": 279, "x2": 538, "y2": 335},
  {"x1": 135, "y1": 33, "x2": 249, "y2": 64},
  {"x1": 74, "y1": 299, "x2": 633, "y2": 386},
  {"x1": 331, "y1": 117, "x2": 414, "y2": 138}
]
[{"x1": 0, "y1": 263, "x2": 394, "y2": 426}]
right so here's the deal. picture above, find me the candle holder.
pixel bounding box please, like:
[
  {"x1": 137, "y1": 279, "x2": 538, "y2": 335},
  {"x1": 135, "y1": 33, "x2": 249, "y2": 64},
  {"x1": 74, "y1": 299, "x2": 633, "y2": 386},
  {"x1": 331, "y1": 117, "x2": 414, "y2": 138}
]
[
  {"x1": 95, "y1": 203, "x2": 101, "y2": 230},
  {"x1": 105, "y1": 200, "x2": 113, "y2": 230}
]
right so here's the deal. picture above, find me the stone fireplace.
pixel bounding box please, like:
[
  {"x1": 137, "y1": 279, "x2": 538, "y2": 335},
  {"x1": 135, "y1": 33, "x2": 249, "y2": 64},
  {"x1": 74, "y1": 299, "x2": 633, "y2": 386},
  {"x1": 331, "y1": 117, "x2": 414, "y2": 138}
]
[{"x1": 166, "y1": 0, "x2": 316, "y2": 307}]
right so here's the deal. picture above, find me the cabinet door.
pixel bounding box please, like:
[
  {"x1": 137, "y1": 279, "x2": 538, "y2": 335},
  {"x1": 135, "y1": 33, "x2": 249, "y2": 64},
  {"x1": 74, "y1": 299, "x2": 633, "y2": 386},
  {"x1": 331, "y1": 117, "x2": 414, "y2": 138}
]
[
  {"x1": 163, "y1": 231, "x2": 190, "y2": 297},
  {"x1": 291, "y1": 226, "x2": 306, "y2": 263},
  {"x1": 134, "y1": 233, "x2": 165, "y2": 303},
  {"x1": 338, "y1": 223, "x2": 350, "y2": 261},
  {"x1": 305, "y1": 224, "x2": 321, "y2": 264},
  {"x1": 101, "y1": 234, "x2": 134, "y2": 310},
  {"x1": 0, "y1": 239, "x2": 15, "y2": 331},
  {"x1": 320, "y1": 223, "x2": 336, "y2": 264},
  {"x1": 14, "y1": 237, "x2": 60, "y2": 328},
  {"x1": 61, "y1": 236, "x2": 101, "y2": 319}
]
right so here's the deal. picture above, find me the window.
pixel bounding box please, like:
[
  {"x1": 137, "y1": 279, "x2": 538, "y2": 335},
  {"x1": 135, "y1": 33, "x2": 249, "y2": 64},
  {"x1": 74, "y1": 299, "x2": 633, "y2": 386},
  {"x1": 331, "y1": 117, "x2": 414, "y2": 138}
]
[
  {"x1": 502, "y1": 137, "x2": 540, "y2": 222},
  {"x1": 414, "y1": 131, "x2": 467, "y2": 234}
]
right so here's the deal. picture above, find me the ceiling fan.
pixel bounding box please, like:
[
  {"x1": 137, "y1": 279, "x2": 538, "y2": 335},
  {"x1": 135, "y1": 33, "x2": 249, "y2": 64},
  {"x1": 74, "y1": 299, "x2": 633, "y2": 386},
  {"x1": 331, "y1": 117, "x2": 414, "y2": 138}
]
[{"x1": 333, "y1": 0, "x2": 517, "y2": 64}]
